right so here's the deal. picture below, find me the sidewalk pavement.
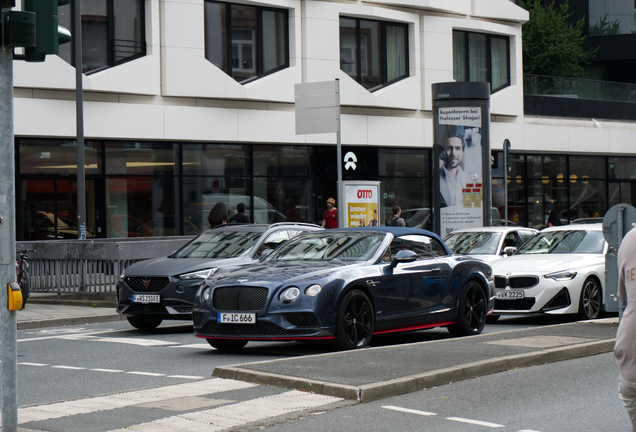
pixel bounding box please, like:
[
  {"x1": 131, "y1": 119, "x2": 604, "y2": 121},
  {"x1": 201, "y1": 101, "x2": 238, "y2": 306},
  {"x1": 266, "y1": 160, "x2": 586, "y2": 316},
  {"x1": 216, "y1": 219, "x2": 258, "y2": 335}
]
[
  {"x1": 16, "y1": 299, "x2": 123, "y2": 330},
  {"x1": 13, "y1": 299, "x2": 619, "y2": 404}
]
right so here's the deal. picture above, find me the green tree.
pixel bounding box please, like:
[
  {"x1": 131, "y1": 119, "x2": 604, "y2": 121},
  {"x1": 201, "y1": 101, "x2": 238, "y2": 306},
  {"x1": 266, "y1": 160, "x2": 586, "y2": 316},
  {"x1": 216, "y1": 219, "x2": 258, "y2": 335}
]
[
  {"x1": 519, "y1": 0, "x2": 597, "y2": 78},
  {"x1": 589, "y1": 13, "x2": 621, "y2": 36}
]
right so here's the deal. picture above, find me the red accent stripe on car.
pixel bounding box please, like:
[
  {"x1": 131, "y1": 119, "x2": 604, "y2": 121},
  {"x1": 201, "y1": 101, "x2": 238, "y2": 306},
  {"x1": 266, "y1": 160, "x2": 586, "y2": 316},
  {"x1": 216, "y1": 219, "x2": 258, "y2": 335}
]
[
  {"x1": 195, "y1": 335, "x2": 335, "y2": 341},
  {"x1": 372, "y1": 321, "x2": 455, "y2": 335}
]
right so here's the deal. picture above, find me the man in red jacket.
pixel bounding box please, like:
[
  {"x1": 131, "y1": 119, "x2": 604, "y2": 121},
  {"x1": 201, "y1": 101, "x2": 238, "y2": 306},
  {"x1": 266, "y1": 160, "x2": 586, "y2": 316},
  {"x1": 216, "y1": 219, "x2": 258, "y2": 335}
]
[{"x1": 321, "y1": 198, "x2": 338, "y2": 229}]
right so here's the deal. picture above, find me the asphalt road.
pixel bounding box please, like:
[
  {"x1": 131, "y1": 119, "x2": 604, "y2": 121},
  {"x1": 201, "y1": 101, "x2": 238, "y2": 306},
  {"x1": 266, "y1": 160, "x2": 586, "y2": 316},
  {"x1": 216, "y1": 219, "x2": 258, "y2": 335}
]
[
  {"x1": 253, "y1": 352, "x2": 630, "y2": 432},
  {"x1": 16, "y1": 313, "x2": 581, "y2": 408}
]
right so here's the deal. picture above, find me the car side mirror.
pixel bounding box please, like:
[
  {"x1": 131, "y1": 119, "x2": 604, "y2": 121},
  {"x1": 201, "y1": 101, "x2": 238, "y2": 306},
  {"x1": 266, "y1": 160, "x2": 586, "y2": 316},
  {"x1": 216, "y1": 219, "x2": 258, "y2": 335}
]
[
  {"x1": 503, "y1": 246, "x2": 517, "y2": 256},
  {"x1": 259, "y1": 248, "x2": 274, "y2": 261},
  {"x1": 391, "y1": 250, "x2": 417, "y2": 268}
]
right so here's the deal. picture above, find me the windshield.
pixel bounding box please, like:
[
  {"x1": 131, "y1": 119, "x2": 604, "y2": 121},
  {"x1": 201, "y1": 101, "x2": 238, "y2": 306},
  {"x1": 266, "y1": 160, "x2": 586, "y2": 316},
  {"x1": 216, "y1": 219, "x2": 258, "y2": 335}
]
[
  {"x1": 516, "y1": 230, "x2": 605, "y2": 255},
  {"x1": 270, "y1": 232, "x2": 385, "y2": 262},
  {"x1": 444, "y1": 232, "x2": 502, "y2": 255},
  {"x1": 173, "y1": 230, "x2": 262, "y2": 258}
]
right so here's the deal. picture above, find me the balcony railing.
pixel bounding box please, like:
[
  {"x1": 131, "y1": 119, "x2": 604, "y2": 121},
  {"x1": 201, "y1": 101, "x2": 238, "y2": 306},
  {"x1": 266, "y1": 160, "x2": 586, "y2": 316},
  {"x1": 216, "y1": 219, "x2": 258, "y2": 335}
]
[{"x1": 524, "y1": 74, "x2": 636, "y2": 104}]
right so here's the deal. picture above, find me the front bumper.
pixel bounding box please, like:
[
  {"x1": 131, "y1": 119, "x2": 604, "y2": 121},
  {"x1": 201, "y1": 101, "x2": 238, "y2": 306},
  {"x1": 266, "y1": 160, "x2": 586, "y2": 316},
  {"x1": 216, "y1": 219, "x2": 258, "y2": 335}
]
[
  {"x1": 493, "y1": 275, "x2": 582, "y2": 315},
  {"x1": 116, "y1": 277, "x2": 204, "y2": 320}
]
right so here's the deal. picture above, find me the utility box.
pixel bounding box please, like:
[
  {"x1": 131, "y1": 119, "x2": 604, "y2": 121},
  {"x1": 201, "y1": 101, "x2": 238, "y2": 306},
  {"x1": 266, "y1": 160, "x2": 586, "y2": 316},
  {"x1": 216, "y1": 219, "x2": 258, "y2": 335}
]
[
  {"x1": 2, "y1": 11, "x2": 36, "y2": 48},
  {"x1": 602, "y1": 203, "x2": 636, "y2": 314}
]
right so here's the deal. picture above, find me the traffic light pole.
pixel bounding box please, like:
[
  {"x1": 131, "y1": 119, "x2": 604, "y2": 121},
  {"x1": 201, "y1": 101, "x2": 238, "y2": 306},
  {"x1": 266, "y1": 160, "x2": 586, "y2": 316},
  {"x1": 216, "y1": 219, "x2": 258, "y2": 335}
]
[
  {"x1": 73, "y1": 0, "x2": 86, "y2": 240},
  {"x1": 0, "y1": 31, "x2": 19, "y2": 432}
]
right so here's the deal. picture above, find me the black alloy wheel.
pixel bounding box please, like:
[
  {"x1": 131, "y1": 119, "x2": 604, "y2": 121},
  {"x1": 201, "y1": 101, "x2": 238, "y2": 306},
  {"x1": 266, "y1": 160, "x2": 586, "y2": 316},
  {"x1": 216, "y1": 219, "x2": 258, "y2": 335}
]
[
  {"x1": 126, "y1": 316, "x2": 163, "y2": 330},
  {"x1": 334, "y1": 289, "x2": 374, "y2": 350},
  {"x1": 207, "y1": 339, "x2": 248, "y2": 350},
  {"x1": 448, "y1": 281, "x2": 487, "y2": 337},
  {"x1": 577, "y1": 277, "x2": 602, "y2": 320}
]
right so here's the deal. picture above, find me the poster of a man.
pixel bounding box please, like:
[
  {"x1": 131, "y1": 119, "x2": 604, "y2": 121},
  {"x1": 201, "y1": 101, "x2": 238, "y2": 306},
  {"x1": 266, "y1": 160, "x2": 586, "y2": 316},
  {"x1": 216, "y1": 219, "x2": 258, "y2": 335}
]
[
  {"x1": 440, "y1": 130, "x2": 471, "y2": 208},
  {"x1": 436, "y1": 106, "x2": 484, "y2": 236}
]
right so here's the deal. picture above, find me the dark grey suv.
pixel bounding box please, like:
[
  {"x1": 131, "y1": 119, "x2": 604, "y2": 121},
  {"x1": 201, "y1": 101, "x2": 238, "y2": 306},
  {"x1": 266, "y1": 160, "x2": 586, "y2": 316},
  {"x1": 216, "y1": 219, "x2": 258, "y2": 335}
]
[{"x1": 116, "y1": 223, "x2": 323, "y2": 329}]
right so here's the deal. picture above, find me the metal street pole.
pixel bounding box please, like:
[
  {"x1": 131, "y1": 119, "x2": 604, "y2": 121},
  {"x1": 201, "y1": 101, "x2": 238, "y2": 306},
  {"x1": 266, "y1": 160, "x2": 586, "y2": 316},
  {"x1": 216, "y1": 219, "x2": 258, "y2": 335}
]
[
  {"x1": 0, "y1": 18, "x2": 19, "y2": 431},
  {"x1": 335, "y1": 79, "x2": 344, "y2": 227},
  {"x1": 74, "y1": 0, "x2": 86, "y2": 240}
]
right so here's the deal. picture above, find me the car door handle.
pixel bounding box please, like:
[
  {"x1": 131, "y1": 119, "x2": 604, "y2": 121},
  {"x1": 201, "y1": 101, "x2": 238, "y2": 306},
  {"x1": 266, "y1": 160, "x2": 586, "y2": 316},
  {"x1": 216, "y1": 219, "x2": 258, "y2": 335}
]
[
  {"x1": 429, "y1": 268, "x2": 441, "y2": 273},
  {"x1": 366, "y1": 280, "x2": 381, "y2": 286}
]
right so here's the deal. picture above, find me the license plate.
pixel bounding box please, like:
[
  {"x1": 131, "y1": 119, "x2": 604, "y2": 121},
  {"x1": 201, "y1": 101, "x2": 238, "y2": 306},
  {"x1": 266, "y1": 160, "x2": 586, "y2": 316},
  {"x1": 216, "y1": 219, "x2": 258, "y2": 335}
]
[
  {"x1": 495, "y1": 290, "x2": 525, "y2": 299},
  {"x1": 132, "y1": 294, "x2": 160, "y2": 303},
  {"x1": 218, "y1": 313, "x2": 256, "y2": 324}
]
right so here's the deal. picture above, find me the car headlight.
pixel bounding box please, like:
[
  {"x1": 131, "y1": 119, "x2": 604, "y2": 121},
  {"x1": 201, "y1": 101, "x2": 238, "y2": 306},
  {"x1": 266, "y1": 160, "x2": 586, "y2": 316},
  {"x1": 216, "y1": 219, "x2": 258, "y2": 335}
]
[
  {"x1": 544, "y1": 269, "x2": 578, "y2": 281},
  {"x1": 197, "y1": 286, "x2": 211, "y2": 302},
  {"x1": 179, "y1": 268, "x2": 217, "y2": 280},
  {"x1": 279, "y1": 287, "x2": 300, "y2": 304},
  {"x1": 305, "y1": 284, "x2": 322, "y2": 297}
]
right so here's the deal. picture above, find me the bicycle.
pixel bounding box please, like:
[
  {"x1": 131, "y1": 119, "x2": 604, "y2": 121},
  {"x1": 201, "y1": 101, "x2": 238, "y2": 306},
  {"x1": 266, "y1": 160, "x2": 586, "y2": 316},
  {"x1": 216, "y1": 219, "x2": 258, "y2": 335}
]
[{"x1": 16, "y1": 249, "x2": 35, "y2": 307}]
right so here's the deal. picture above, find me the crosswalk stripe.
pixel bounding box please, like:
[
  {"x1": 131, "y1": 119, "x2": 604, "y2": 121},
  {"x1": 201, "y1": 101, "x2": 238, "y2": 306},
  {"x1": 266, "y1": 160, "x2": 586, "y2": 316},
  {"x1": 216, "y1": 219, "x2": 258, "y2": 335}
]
[
  {"x1": 17, "y1": 378, "x2": 256, "y2": 424},
  {"x1": 447, "y1": 417, "x2": 505, "y2": 428},
  {"x1": 106, "y1": 390, "x2": 343, "y2": 432},
  {"x1": 382, "y1": 405, "x2": 436, "y2": 416}
]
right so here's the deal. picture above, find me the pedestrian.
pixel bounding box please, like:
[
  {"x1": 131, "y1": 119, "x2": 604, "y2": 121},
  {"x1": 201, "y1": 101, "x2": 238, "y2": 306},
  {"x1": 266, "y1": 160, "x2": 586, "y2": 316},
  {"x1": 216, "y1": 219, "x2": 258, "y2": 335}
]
[
  {"x1": 207, "y1": 202, "x2": 228, "y2": 228},
  {"x1": 321, "y1": 198, "x2": 338, "y2": 229},
  {"x1": 228, "y1": 202, "x2": 251, "y2": 224},
  {"x1": 616, "y1": 227, "x2": 636, "y2": 432},
  {"x1": 547, "y1": 209, "x2": 562, "y2": 227},
  {"x1": 386, "y1": 206, "x2": 405, "y2": 227}
]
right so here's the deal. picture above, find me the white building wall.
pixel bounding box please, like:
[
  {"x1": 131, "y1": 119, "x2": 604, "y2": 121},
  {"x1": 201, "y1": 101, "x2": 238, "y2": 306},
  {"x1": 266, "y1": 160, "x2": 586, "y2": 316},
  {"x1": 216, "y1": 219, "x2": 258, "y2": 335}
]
[{"x1": 11, "y1": 0, "x2": 636, "y2": 157}]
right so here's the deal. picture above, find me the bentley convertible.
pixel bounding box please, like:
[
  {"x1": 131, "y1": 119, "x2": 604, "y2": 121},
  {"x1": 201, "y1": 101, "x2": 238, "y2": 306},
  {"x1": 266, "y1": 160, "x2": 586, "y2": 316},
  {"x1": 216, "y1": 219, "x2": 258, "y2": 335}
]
[{"x1": 192, "y1": 227, "x2": 495, "y2": 350}]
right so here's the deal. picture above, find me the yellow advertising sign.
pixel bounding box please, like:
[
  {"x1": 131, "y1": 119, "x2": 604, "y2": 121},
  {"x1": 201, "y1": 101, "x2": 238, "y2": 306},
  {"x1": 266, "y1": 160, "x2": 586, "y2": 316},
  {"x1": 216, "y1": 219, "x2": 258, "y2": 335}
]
[{"x1": 344, "y1": 182, "x2": 380, "y2": 227}]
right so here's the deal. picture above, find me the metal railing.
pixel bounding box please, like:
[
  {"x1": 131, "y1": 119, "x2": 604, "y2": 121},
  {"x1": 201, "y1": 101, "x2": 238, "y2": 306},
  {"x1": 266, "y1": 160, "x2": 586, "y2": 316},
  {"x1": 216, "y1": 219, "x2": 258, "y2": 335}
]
[
  {"x1": 16, "y1": 237, "x2": 193, "y2": 296},
  {"x1": 524, "y1": 74, "x2": 636, "y2": 104}
]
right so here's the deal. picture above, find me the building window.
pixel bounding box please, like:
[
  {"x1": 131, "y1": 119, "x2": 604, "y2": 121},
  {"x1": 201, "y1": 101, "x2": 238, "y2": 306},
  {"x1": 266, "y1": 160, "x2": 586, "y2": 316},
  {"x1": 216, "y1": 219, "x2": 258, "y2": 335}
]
[
  {"x1": 339, "y1": 17, "x2": 409, "y2": 91},
  {"x1": 204, "y1": 1, "x2": 289, "y2": 83},
  {"x1": 453, "y1": 30, "x2": 510, "y2": 93},
  {"x1": 58, "y1": 0, "x2": 146, "y2": 74}
]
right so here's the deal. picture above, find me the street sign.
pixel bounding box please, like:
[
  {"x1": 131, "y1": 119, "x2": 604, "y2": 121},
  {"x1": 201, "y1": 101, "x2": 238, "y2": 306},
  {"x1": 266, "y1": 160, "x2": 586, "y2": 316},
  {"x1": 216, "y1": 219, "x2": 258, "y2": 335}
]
[{"x1": 294, "y1": 81, "x2": 339, "y2": 135}]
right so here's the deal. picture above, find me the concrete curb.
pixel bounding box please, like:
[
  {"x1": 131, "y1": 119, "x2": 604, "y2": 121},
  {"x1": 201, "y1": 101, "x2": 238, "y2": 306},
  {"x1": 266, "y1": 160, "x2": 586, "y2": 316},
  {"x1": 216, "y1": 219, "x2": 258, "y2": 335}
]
[
  {"x1": 17, "y1": 314, "x2": 124, "y2": 330},
  {"x1": 212, "y1": 338, "x2": 616, "y2": 402}
]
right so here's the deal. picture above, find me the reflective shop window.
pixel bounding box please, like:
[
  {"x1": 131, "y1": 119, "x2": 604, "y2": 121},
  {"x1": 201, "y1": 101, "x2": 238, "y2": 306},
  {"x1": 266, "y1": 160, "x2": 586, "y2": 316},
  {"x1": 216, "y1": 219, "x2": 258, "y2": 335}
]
[
  {"x1": 18, "y1": 139, "x2": 102, "y2": 175},
  {"x1": 527, "y1": 179, "x2": 568, "y2": 229},
  {"x1": 58, "y1": 0, "x2": 146, "y2": 74},
  {"x1": 502, "y1": 173, "x2": 527, "y2": 227},
  {"x1": 568, "y1": 179, "x2": 606, "y2": 221},
  {"x1": 588, "y1": 0, "x2": 635, "y2": 36},
  {"x1": 253, "y1": 146, "x2": 313, "y2": 176},
  {"x1": 379, "y1": 148, "x2": 429, "y2": 177},
  {"x1": 182, "y1": 144, "x2": 248, "y2": 176},
  {"x1": 106, "y1": 177, "x2": 178, "y2": 238},
  {"x1": 570, "y1": 156, "x2": 606, "y2": 181},
  {"x1": 183, "y1": 177, "x2": 248, "y2": 231},
  {"x1": 254, "y1": 177, "x2": 313, "y2": 224},
  {"x1": 453, "y1": 30, "x2": 510, "y2": 93},
  {"x1": 380, "y1": 178, "x2": 430, "y2": 229},
  {"x1": 204, "y1": 1, "x2": 289, "y2": 83},
  {"x1": 609, "y1": 157, "x2": 636, "y2": 180},
  {"x1": 105, "y1": 142, "x2": 177, "y2": 175},
  {"x1": 339, "y1": 17, "x2": 409, "y2": 91},
  {"x1": 21, "y1": 179, "x2": 97, "y2": 240}
]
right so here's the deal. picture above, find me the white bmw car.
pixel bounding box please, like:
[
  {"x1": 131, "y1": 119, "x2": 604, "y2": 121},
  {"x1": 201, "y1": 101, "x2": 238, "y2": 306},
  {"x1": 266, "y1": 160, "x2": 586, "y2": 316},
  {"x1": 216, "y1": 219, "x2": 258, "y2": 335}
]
[
  {"x1": 490, "y1": 224, "x2": 607, "y2": 320},
  {"x1": 444, "y1": 226, "x2": 538, "y2": 264}
]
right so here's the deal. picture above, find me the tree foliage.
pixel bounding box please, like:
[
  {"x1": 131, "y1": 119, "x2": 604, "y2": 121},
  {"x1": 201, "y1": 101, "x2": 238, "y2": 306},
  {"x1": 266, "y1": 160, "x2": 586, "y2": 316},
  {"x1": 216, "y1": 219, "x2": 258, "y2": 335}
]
[{"x1": 519, "y1": 0, "x2": 597, "y2": 78}]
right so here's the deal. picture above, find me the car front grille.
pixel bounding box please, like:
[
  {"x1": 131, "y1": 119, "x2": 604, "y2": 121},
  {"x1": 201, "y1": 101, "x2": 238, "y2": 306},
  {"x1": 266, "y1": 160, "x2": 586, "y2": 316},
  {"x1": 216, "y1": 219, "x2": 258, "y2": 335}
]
[
  {"x1": 126, "y1": 303, "x2": 168, "y2": 313},
  {"x1": 213, "y1": 286, "x2": 269, "y2": 311},
  {"x1": 494, "y1": 276, "x2": 539, "y2": 289},
  {"x1": 164, "y1": 299, "x2": 193, "y2": 313},
  {"x1": 282, "y1": 313, "x2": 320, "y2": 328},
  {"x1": 200, "y1": 320, "x2": 317, "y2": 337},
  {"x1": 126, "y1": 277, "x2": 170, "y2": 293}
]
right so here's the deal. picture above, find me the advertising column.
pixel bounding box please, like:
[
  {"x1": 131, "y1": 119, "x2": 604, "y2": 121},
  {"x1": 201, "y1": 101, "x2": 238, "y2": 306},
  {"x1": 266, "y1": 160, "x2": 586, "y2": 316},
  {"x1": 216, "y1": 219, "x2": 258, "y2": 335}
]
[
  {"x1": 343, "y1": 181, "x2": 380, "y2": 227},
  {"x1": 432, "y1": 82, "x2": 491, "y2": 236}
]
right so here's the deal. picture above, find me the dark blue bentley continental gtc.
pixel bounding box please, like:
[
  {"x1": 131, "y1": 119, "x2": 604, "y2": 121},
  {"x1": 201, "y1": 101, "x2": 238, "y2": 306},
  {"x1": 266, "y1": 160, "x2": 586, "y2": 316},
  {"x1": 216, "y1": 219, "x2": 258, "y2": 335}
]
[{"x1": 192, "y1": 227, "x2": 495, "y2": 351}]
